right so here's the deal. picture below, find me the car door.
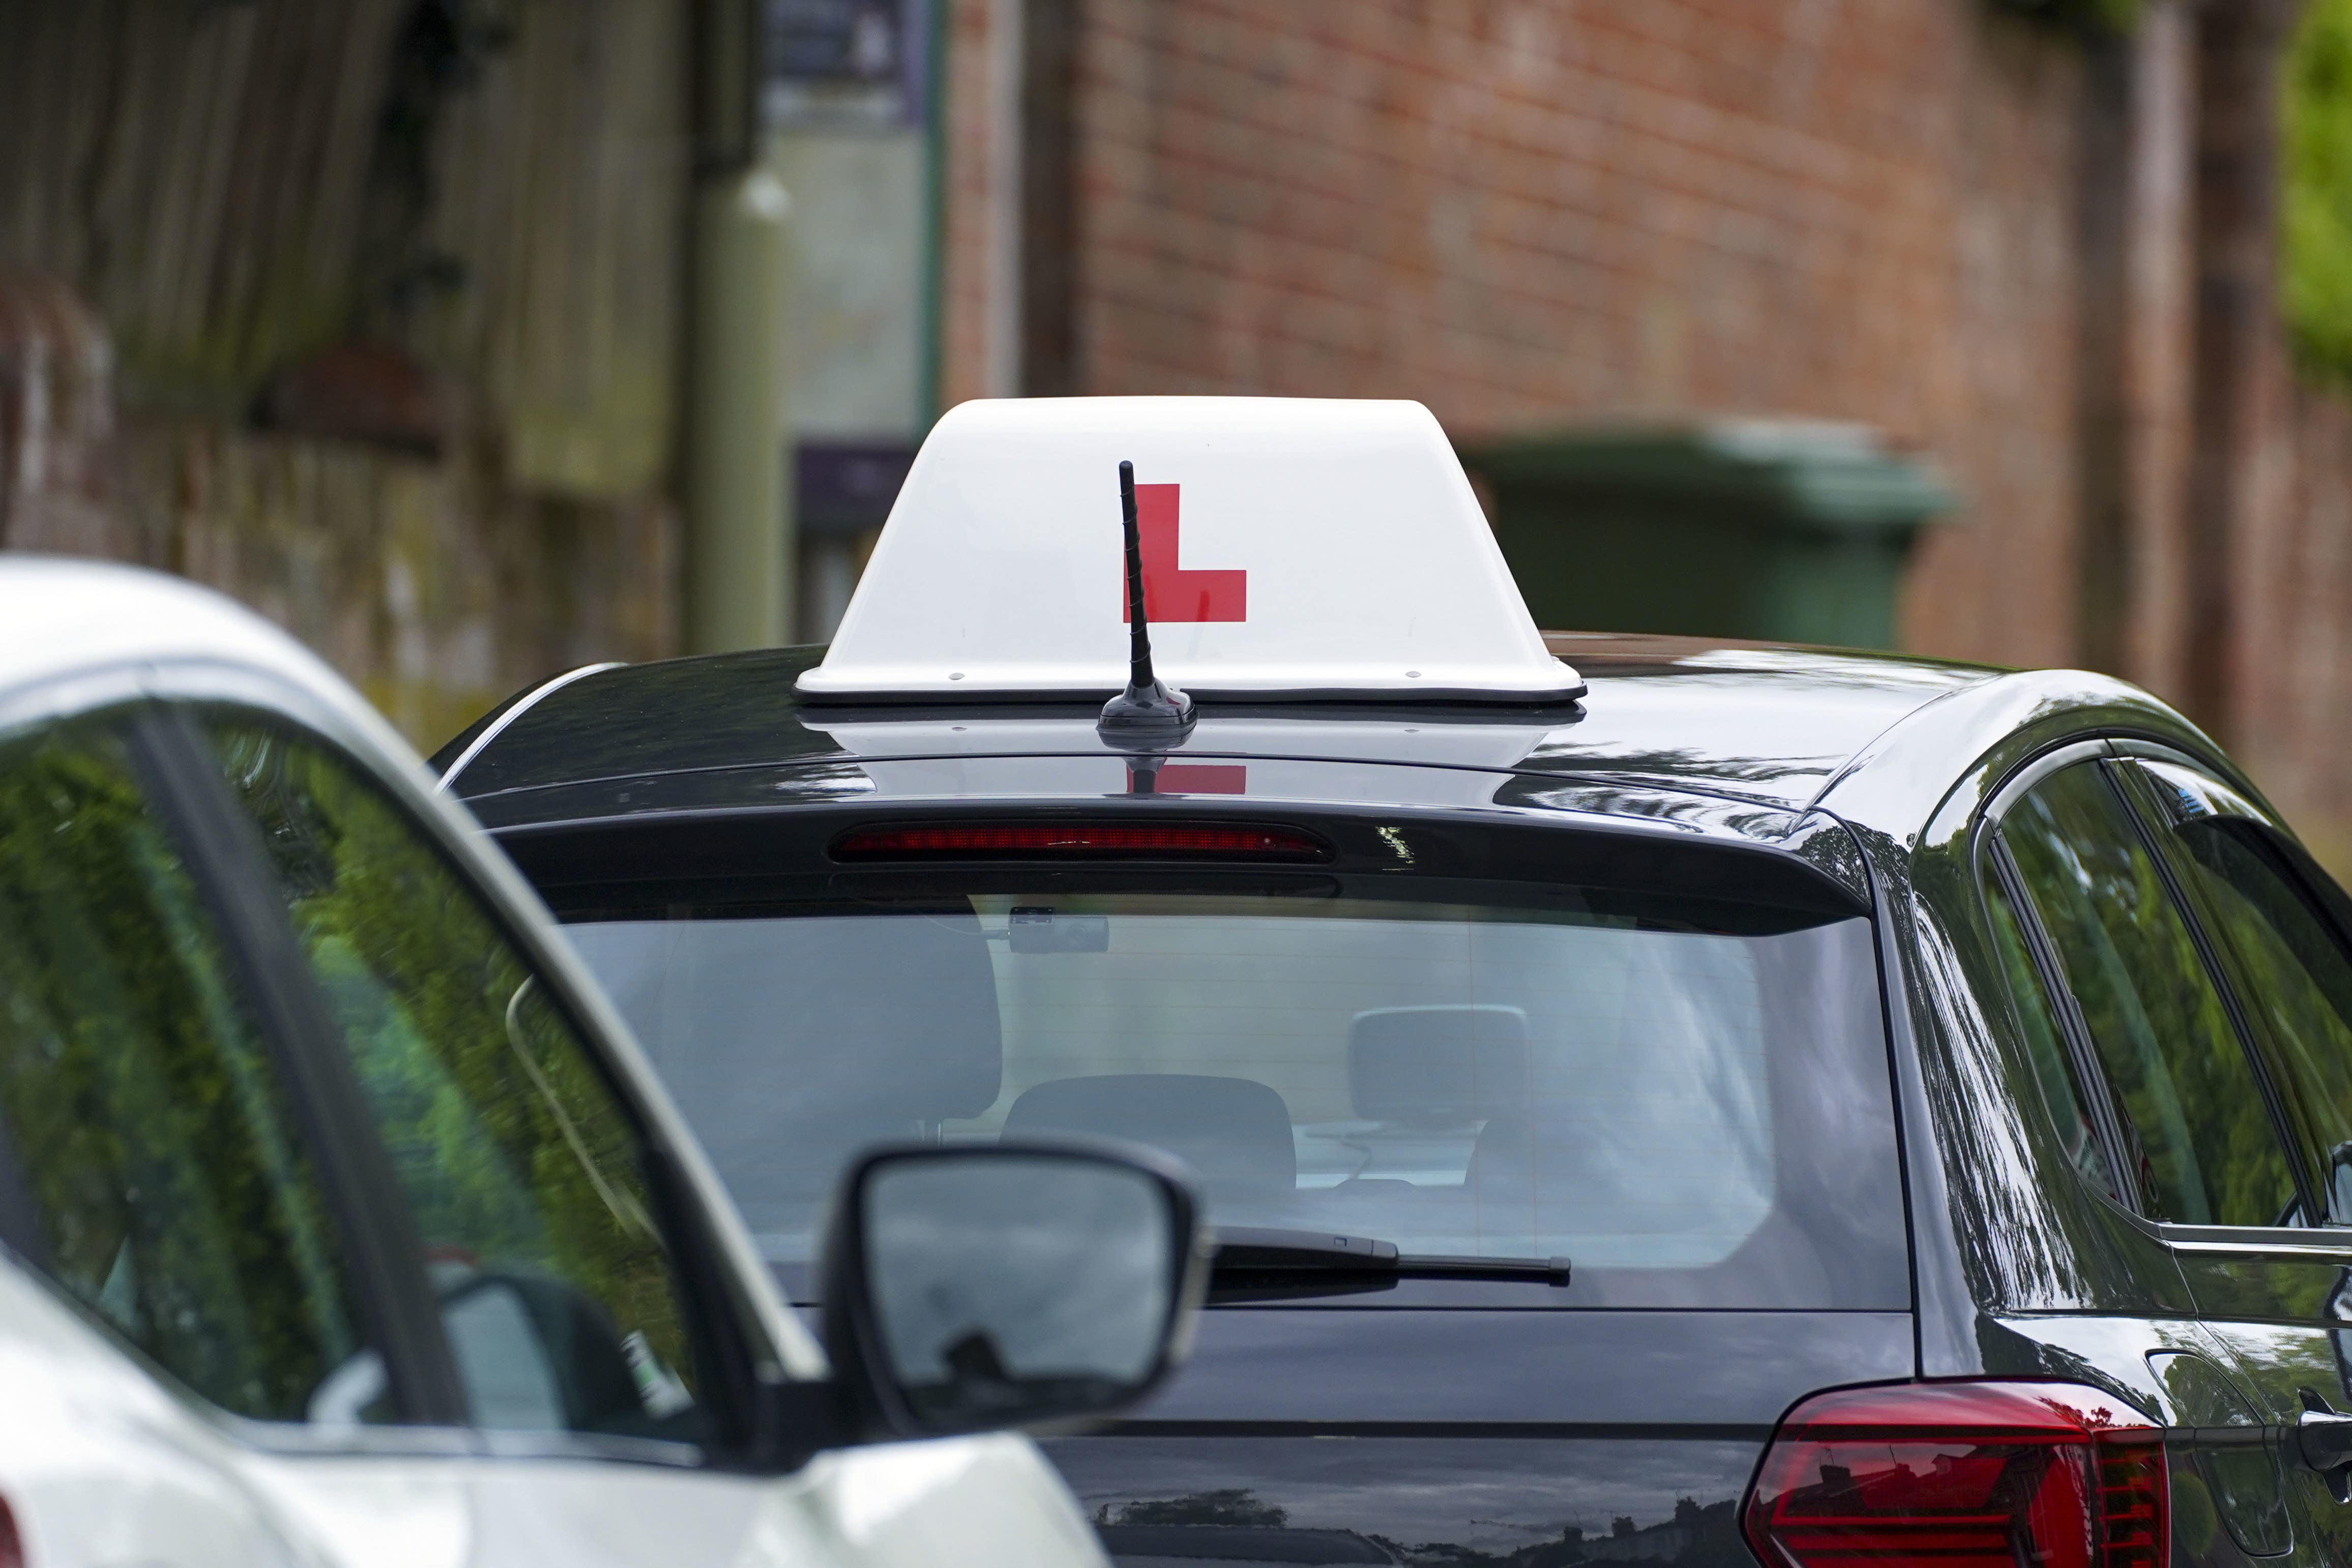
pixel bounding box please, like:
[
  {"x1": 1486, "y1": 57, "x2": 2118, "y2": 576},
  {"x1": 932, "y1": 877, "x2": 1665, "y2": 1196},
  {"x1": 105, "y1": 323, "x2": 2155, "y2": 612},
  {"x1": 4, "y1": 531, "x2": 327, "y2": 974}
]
[
  {"x1": 1980, "y1": 748, "x2": 2319, "y2": 1563},
  {"x1": 178, "y1": 702, "x2": 1105, "y2": 1568},
  {"x1": 0, "y1": 702, "x2": 473, "y2": 1568},
  {"x1": 2101, "y1": 746, "x2": 2352, "y2": 1551}
]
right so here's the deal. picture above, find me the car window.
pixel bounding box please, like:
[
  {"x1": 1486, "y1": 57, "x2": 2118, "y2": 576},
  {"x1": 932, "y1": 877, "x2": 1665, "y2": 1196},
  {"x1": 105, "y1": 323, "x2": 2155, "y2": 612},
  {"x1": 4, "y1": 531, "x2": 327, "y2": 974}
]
[
  {"x1": 1981, "y1": 864, "x2": 2119, "y2": 1198},
  {"x1": 1996, "y1": 758, "x2": 2295, "y2": 1226},
  {"x1": 2122, "y1": 759, "x2": 2352, "y2": 1224},
  {"x1": 554, "y1": 873, "x2": 1908, "y2": 1312},
  {"x1": 200, "y1": 716, "x2": 709, "y2": 1445},
  {"x1": 0, "y1": 717, "x2": 378, "y2": 1424}
]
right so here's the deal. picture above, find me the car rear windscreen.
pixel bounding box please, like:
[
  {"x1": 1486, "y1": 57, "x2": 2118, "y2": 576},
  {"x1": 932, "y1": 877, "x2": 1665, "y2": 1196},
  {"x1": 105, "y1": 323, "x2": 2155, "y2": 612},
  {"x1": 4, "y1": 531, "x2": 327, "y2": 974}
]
[{"x1": 556, "y1": 874, "x2": 1907, "y2": 1310}]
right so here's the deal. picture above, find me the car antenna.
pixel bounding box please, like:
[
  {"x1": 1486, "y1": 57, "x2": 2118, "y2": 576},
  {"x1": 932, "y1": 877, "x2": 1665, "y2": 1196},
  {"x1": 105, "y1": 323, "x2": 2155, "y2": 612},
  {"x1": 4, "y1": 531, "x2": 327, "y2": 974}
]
[{"x1": 1099, "y1": 459, "x2": 1196, "y2": 739}]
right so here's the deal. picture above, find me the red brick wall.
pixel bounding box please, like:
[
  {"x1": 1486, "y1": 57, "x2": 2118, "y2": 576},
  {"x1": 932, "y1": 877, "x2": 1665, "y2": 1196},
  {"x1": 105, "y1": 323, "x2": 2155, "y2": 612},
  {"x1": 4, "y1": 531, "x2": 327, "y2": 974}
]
[
  {"x1": 946, "y1": 0, "x2": 2094, "y2": 667},
  {"x1": 940, "y1": 0, "x2": 1020, "y2": 408},
  {"x1": 2238, "y1": 376, "x2": 2352, "y2": 868}
]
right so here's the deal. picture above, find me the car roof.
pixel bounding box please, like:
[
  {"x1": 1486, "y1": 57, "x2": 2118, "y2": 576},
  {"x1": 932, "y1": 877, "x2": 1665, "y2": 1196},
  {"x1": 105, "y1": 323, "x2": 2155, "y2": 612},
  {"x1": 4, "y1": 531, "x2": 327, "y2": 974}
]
[
  {"x1": 0, "y1": 555, "x2": 357, "y2": 706},
  {"x1": 445, "y1": 632, "x2": 2015, "y2": 834}
]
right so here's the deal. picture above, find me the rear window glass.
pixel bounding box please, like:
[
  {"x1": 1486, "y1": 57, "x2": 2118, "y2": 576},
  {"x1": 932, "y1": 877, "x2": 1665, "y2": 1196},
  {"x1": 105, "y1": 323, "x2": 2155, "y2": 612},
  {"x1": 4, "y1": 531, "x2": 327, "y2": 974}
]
[{"x1": 556, "y1": 878, "x2": 1905, "y2": 1310}]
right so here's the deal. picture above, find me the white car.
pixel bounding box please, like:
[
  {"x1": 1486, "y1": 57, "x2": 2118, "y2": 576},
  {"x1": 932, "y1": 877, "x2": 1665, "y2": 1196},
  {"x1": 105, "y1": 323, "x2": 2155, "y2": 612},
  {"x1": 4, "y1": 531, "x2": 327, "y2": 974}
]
[{"x1": 0, "y1": 557, "x2": 1203, "y2": 1568}]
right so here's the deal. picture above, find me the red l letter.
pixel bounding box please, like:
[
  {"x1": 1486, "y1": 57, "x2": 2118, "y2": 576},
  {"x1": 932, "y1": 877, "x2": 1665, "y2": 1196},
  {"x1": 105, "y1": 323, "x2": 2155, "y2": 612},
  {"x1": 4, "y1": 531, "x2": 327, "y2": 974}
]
[{"x1": 1122, "y1": 484, "x2": 1246, "y2": 623}]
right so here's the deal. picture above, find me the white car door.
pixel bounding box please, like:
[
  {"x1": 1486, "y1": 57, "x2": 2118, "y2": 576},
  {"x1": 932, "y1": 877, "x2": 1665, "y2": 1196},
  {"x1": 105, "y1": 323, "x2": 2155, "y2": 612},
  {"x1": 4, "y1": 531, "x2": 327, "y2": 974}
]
[
  {"x1": 459, "y1": 1437, "x2": 1102, "y2": 1568},
  {"x1": 0, "y1": 709, "x2": 475, "y2": 1568},
  {"x1": 0, "y1": 1264, "x2": 321, "y2": 1568},
  {"x1": 0, "y1": 1211, "x2": 1087, "y2": 1568}
]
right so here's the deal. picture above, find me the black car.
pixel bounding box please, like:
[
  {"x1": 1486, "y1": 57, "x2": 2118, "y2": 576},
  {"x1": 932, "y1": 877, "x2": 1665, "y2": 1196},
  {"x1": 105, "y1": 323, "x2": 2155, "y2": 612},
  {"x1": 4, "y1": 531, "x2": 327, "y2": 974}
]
[{"x1": 436, "y1": 629, "x2": 2352, "y2": 1568}]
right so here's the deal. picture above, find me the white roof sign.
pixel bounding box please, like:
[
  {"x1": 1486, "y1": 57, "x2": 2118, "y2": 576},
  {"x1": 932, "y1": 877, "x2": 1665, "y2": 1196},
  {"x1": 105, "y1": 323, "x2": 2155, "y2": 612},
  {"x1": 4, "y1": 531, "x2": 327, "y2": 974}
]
[{"x1": 797, "y1": 397, "x2": 1583, "y2": 703}]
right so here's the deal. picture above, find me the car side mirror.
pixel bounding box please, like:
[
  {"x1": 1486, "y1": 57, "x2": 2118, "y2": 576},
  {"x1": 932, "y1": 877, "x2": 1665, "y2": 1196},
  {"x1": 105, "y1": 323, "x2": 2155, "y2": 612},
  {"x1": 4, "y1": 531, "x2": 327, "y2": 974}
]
[{"x1": 773, "y1": 1138, "x2": 1207, "y2": 1453}]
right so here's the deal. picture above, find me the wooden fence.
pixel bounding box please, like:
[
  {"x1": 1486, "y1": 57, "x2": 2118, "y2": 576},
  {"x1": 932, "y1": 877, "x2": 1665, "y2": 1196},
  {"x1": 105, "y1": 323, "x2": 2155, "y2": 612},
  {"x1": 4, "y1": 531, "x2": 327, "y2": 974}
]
[{"x1": 0, "y1": 0, "x2": 689, "y2": 747}]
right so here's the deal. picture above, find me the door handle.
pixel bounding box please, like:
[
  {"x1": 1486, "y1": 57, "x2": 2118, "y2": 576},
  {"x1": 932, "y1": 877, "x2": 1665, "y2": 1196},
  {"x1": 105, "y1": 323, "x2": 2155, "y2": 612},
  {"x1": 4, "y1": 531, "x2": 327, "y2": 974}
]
[{"x1": 2297, "y1": 1388, "x2": 2352, "y2": 1498}]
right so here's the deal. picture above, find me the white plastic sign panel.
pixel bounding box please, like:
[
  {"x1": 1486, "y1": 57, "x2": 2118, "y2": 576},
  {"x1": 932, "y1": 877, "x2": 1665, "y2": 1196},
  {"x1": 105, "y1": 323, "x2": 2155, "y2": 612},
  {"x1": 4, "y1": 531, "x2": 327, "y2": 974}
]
[{"x1": 798, "y1": 397, "x2": 1583, "y2": 702}]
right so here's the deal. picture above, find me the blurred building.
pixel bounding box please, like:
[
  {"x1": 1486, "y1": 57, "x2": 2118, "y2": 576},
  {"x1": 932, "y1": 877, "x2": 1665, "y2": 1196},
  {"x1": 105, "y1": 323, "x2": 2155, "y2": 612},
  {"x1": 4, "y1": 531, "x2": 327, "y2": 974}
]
[
  {"x1": 1, "y1": 0, "x2": 2348, "y2": 860},
  {"x1": 0, "y1": 0, "x2": 694, "y2": 747}
]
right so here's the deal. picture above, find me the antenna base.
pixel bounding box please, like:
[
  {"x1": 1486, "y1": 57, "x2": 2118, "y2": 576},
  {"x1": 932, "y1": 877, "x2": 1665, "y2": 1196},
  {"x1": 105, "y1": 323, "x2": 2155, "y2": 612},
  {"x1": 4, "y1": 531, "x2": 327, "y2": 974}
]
[{"x1": 1098, "y1": 678, "x2": 1195, "y2": 739}]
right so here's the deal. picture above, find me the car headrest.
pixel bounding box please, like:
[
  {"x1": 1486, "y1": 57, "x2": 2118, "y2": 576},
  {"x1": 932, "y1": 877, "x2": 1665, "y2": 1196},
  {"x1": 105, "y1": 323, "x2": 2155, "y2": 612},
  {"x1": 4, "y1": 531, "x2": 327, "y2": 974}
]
[
  {"x1": 778, "y1": 914, "x2": 1004, "y2": 1119},
  {"x1": 1348, "y1": 1004, "x2": 1529, "y2": 1122},
  {"x1": 1004, "y1": 1074, "x2": 1296, "y2": 1196},
  {"x1": 634, "y1": 912, "x2": 1003, "y2": 1127}
]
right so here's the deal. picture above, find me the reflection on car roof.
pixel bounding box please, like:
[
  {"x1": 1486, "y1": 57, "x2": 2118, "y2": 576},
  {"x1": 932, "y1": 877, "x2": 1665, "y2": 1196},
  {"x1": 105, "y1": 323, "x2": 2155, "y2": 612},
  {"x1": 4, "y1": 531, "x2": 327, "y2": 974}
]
[{"x1": 449, "y1": 632, "x2": 2000, "y2": 830}]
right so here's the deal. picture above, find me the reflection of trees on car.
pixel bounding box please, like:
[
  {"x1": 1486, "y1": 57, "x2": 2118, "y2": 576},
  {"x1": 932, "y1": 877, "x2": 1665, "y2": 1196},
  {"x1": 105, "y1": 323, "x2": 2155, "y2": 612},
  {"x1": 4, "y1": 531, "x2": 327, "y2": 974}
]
[
  {"x1": 0, "y1": 720, "x2": 364, "y2": 1419},
  {"x1": 207, "y1": 718, "x2": 698, "y2": 1411},
  {"x1": 2004, "y1": 766, "x2": 2295, "y2": 1227},
  {"x1": 2165, "y1": 817, "x2": 2352, "y2": 1216}
]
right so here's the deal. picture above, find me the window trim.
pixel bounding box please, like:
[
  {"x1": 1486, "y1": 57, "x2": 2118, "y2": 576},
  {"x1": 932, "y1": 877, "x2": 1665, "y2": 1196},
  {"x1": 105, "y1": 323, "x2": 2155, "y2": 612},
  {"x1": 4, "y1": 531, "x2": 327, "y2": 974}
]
[
  {"x1": 1973, "y1": 740, "x2": 2143, "y2": 1214},
  {"x1": 2108, "y1": 743, "x2": 2352, "y2": 1227},
  {"x1": 1980, "y1": 739, "x2": 2113, "y2": 827},
  {"x1": 2097, "y1": 753, "x2": 2318, "y2": 1227},
  {"x1": 121, "y1": 704, "x2": 475, "y2": 1429},
  {"x1": 2153, "y1": 1224, "x2": 2352, "y2": 1258},
  {"x1": 432, "y1": 661, "x2": 623, "y2": 793},
  {"x1": 1982, "y1": 831, "x2": 2144, "y2": 1211},
  {"x1": 1972, "y1": 737, "x2": 2321, "y2": 1232}
]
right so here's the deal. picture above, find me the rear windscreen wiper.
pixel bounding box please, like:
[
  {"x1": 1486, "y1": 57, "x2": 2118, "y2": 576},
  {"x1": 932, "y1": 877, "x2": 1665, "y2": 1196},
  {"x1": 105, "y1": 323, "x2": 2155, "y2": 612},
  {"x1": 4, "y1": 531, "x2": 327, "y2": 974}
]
[{"x1": 1211, "y1": 1226, "x2": 1569, "y2": 1303}]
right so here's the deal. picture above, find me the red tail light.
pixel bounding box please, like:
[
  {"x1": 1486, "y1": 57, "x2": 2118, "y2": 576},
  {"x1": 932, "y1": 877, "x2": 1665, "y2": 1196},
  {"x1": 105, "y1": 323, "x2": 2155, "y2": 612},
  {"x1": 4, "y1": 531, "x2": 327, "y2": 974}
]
[
  {"x1": 1, "y1": 1496, "x2": 24, "y2": 1568},
  {"x1": 1743, "y1": 1381, "x2": 2165, "y2": 1568},
  {"x1": 831, "y1": 822, "x2": 1330, "y2": 861}
]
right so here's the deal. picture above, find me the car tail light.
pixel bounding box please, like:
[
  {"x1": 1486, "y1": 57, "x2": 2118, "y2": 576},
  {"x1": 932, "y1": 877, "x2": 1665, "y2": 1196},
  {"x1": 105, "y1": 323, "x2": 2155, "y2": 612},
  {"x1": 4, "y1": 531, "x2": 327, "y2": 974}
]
[
  {"x1": 830, "y1": 822, "x2": 1330, "y2": 861},
  {"x1": 1, "y1": 1496, "x2": 24, "y2": 1568},
  {"x1": 1743, "y1": 1380, "x2": 2164, "y2": 1568}
]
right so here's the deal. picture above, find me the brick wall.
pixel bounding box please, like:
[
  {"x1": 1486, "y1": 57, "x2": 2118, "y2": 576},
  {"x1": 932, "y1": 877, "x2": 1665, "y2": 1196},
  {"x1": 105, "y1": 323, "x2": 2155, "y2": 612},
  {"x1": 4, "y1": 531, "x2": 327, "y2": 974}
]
[
  {"x1": 2239, "y1": 375, "x2": 2352, "y2": 869},
  {"x1": 946, "y1": 0, "x2": 2098, "y2": 668},
  {"x1": 941, "y1": 0, "x2": 1022, "y2": 407}
]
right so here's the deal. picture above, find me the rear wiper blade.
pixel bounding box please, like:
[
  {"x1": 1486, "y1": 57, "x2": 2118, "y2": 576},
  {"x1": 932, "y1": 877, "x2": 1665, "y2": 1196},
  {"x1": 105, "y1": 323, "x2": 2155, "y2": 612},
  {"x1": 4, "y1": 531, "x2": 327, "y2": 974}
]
[{"x1": 1214, "y1": 1226, "x2": 1570, "y2": 1285}]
